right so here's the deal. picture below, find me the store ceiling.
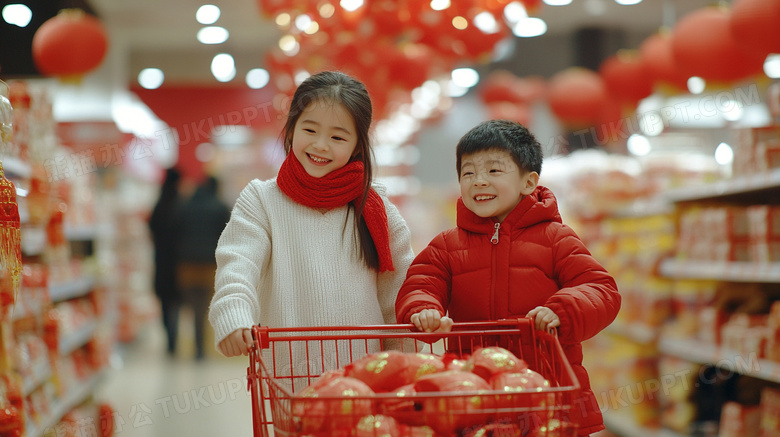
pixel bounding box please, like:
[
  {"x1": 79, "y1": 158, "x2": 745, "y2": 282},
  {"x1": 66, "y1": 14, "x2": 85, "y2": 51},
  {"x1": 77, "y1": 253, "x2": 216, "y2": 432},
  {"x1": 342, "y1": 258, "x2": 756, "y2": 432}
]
[{"x1": 85, "y1": 0, "x2": 713, "y2": 84}]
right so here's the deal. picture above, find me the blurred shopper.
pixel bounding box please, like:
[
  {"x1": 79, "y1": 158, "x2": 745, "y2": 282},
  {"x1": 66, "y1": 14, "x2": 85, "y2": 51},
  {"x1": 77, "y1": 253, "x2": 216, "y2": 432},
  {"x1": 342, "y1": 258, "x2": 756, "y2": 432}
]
[
  {"x1": 175, "y1": 176, "x2": 231, "y2": 360},
  {"x1": 148, "y1": 167, "x2": 182, "y2": 356}
]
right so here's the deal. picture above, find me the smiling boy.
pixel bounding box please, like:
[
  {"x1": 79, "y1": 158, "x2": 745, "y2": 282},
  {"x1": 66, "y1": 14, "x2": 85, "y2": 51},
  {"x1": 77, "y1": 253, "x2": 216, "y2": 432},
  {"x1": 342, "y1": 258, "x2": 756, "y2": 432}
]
[{"x1": 395, "y1": 119, "x2": 621, "y2": 436}]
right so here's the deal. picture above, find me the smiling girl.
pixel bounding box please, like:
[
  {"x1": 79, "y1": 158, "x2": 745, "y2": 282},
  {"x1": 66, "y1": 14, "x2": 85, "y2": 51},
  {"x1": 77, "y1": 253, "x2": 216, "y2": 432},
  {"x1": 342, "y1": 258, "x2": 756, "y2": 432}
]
[{"x1": 208, "y1": 71, "x2": 414, "y2": 362}]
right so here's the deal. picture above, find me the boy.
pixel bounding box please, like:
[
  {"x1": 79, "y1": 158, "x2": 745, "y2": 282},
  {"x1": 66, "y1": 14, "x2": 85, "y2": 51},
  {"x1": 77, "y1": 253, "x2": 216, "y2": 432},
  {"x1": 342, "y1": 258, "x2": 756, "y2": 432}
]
[{"x1": 395, "y1": 120, "x2": 621, "y2": 435}]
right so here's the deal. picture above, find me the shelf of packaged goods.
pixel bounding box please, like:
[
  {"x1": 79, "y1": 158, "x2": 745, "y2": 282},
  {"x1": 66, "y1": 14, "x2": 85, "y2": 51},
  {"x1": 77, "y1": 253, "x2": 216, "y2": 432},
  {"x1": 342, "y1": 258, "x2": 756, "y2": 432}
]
[
  {"x1": 602, "y1": 411, "x2": 684, "y2": 437},
  {"x1": 12, "y1": 298, "x2": 47, "y2": 321},
  {"x1": 665, "y1": 168, "x2": 780, "y2": 203},
  {"x1": 20, "y1": 224, "x2": 46, "y2": 256},
  {"x1": 49, "y1": 276, "x2": 95, "y2": 302},
  {"x1": 59, "y1": 319, "x2": 98, "y2": 356},
  {"x1": 659, "y1": 258, "x2": 780, "y2": 283},
  {"x1": 613, "y1": 197, "x2": 674, "y2": 219},
  {"x1": 605, "y1": 322, "x2": 657, "y2": 345},
  {"x1": 25, "y1": 372, "x2": 103, "y2": 437},
  {"x1": 658, "y1": 336, "x2": 780, "y2": 384},
  {"x1": 1, "y1": 156, "x2": 32, "y2": 179},
  {"x1": 22, "y1": 359, "x2": 53, "y2": 397}
]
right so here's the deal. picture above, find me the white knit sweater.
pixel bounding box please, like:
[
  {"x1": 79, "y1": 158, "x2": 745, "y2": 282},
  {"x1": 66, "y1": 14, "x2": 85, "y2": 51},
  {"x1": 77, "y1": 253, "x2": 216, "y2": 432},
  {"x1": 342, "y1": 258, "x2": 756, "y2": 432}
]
[{"x1": 208, "y1": 178, "x2": 415, "y2": 348}]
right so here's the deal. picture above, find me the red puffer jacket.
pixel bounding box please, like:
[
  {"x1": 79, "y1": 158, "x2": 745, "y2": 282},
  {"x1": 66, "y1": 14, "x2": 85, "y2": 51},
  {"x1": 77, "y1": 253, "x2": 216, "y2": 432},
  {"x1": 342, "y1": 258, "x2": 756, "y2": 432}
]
[{"x1": 396, "y1": 186, "x2": 620, "y2": 435}]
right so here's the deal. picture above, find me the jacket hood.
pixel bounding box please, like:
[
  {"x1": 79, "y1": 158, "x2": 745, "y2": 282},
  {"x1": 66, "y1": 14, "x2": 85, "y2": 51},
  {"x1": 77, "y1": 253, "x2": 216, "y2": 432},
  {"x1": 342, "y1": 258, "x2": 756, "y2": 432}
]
[{"x1": 456, "y1": 185, "x2": 562, "y2": 234}]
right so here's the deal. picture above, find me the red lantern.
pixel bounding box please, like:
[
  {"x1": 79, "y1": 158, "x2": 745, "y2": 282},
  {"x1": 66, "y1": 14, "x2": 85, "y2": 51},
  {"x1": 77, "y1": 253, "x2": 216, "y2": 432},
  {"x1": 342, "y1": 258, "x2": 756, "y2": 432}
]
[
  {"x1": 639, "y1": 31, "x2": 690, "y2": 92},
  {"x1": 671, "y1": 6, "x2": 765, "y2": 83},
  {"x1": 32, "y1": 9, "x2": 109, "y2": 79},
  {"x1": 599, "y1": 50, "x2": 654, "y2": 106},
  {"x1": 730, "y1": 0, "x2": 780, "y2": 57},
  {"x1": 547, "y1": 67, "x2": 608, "y2": 128}
]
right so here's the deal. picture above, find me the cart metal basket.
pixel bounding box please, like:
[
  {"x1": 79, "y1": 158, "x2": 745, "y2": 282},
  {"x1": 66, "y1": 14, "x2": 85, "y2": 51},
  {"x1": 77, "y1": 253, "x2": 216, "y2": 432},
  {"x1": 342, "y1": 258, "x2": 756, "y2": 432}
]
[{"x1": 247, "y1": 318, "x2": 581, "y2": 436}]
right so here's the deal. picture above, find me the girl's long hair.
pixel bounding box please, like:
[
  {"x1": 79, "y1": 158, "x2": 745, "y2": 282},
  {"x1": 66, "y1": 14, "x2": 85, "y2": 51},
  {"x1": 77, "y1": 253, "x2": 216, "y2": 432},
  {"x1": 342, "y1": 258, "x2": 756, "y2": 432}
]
[{"x1": 282, "y1": 71, "x2": 379, "y2": 270}]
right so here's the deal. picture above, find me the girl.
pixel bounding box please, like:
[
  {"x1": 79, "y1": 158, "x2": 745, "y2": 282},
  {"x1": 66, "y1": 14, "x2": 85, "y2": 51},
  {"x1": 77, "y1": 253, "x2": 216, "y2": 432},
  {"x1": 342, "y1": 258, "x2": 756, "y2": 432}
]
[{"x1": 208, "y1": 71, "x2": 415, "y2": 366}]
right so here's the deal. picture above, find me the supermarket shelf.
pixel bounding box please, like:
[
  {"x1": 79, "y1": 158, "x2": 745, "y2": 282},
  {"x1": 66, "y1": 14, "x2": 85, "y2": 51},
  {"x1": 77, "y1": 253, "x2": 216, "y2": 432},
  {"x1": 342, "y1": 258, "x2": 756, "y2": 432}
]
[
  {"x1": 49, "y1": 276, "x2": 95, "y2": 302},
  {"x1": 25, "y1": 372, "x2": 103, "y2": 437},
  {"x1": 665, "y1": 168, "x2": 780, "y2": 203},
  {"x1": 659, "y1": 258, "x2": 780, "y2": 283},
  {"x1": 602, "y1": 411, "x2": 683, "y2": 437},
  {"x1": 12, "y1": 298, "x2": 46, "y2": 321},
  {"x1": 613, "y1": 197, "x2": 674, "y2": 218},
  {"x1": 59, "y1": 319, "x2": 98, "y2": 356},
  {"x1": 606, "y1": 322, "x2": 657, "y2": 345},
  {"x1": 23, "y1": 359, "x2": 53, "y2": 397},
  {"x1": 659, "y1": 336, "x2": 780, "y2": 384},
  {"x1": 1, "y1": 156, "x2": 31, "y2": 179},
  {"x1": 20, "y1": 224, "x2": 46, "y2": 256}
]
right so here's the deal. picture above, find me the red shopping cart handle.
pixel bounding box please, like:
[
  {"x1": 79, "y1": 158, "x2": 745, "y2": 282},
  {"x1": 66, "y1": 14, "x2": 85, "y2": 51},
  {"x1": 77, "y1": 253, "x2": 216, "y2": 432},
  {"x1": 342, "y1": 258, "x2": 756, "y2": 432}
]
[{"x1": 250, "y1": 317, "x2": 547, "y2": 350}]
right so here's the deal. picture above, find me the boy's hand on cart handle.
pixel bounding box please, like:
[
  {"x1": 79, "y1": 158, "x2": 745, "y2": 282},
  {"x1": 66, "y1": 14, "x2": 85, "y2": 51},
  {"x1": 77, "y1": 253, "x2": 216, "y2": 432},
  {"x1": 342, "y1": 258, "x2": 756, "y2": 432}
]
[
  {"x1": 527, "y1": 306, "x2": 560, "y2": 331},
  {"x1": 218, "y1": 328, "x2": 254, "y2": 356},
  {"x1": 411, "y1": 309, "x2": 453, "y2": 332}
]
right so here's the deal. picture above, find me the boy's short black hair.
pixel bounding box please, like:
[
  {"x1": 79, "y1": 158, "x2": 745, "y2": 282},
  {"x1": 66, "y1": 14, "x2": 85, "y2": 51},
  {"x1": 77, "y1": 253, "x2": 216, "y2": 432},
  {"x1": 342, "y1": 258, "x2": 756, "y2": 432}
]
[{"x1": 456, "y1": 119, "x2": 543, "y2": 178}]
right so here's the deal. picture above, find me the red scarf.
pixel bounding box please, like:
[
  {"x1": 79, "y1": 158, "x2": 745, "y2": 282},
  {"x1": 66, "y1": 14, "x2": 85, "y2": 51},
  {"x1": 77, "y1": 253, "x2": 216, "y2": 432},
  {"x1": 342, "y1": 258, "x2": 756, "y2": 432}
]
[{"x1": 276, "y1": 153, "x2": 394, "y2": 272}]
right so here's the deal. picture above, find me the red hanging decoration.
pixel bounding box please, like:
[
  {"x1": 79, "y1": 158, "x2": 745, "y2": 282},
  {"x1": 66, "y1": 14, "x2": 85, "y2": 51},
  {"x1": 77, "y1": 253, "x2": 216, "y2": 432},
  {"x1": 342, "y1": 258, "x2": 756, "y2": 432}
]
[
  {"x1": 730, "y1": 0, "x2": 780, "y2": 58},
  {"x1": 599, "y1": 50, "x2": 654, "y2": 107},
  {"x1": 32, "y1": 9, "x2": 109, "y2": 80},
  {"x1": 670, "y1": 6, "x2": 765, "y2": 84},
  {"x1": 547, "y1": 67, "x2": 608, "y2": 128},
  {"x1": 639, "y1": 31, "x2": 690, "y2": 93}
]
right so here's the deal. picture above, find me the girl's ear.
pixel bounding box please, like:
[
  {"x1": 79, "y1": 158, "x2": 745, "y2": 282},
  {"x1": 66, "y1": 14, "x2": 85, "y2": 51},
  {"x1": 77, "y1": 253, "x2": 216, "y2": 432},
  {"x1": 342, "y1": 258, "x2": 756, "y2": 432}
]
[{"x1": 520, "y1": 171, "x2": 539, "y2": 195}]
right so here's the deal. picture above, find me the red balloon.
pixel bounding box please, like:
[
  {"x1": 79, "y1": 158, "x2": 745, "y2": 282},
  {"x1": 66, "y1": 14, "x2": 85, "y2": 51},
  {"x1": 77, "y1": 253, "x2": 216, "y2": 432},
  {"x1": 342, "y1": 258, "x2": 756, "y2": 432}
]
[
  {"x1": 547, "y1": 68, "x2": 608, "y2": 128},
  {"x1": 671, "y1": 6, "x2": 765, "y2": 83},
  {"x1": 639, "y1": 31, "x2": 690, "y2": 92},
  {"x1": 730, "y1": 0, "x2": 780, "y2": 57},
  {"x1": 599, "y1": 51, "x2": 654, "y2": 105},
  {"x1": 32, "y1": 9, "x2": 108, "y2": 78}
]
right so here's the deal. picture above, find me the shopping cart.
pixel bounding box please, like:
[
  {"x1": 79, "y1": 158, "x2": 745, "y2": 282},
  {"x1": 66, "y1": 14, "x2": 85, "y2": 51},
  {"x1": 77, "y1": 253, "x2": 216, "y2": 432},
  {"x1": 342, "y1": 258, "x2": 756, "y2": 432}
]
[{"x1": 247, "y1": 318, "x2": 581, "y2": 436}]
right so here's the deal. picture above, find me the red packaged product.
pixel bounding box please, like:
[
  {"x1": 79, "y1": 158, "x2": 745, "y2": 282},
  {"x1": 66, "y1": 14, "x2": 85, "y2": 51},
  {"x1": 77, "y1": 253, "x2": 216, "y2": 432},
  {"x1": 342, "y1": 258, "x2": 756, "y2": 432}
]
[
  {"x1": 413, "y1": 371, "x2": 494, "y2": 435},
  {"x1": 462, "y1": 347, "x2": 528, "y2": 381},
  {"x1": 292, "y1": 376, "x2": 374, "y2": 433}
]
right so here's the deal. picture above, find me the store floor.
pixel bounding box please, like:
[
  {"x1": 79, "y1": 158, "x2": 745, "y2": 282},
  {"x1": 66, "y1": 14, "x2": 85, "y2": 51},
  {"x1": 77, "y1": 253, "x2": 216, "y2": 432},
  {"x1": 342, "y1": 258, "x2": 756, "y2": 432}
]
[{"x1": 96, "y1": 312, "x2": 253, "y2": 437}]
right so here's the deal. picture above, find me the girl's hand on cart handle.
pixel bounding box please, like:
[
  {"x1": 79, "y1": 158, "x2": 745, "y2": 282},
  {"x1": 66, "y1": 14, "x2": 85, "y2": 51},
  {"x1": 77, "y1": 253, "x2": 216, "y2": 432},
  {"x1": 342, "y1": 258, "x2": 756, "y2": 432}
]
[
  {"x1": 217, "y1": 328, "x2": 254, "y2": 356},
  {"x1": 527, "y1": 306, "x2": 560, "y2": 331},
  {"x1": 411, "y1": 309, "x2": 453, "y2": 333}
]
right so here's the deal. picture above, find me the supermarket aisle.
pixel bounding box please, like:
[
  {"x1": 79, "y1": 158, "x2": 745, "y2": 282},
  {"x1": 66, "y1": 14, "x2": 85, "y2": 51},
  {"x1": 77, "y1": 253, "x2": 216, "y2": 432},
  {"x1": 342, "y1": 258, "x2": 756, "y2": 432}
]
[{"x1": 96, "y1": 322, "x2": 253, "y2": 437}]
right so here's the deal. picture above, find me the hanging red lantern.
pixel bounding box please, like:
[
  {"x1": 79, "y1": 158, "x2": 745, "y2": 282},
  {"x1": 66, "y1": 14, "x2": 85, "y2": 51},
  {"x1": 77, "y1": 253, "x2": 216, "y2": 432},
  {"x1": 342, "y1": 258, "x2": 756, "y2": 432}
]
[
  {"x1": 547, "y1": 67, "x2": 608, "y2": 128},
  {"x1": 670, "y1": 6, "x2": 765, "y2": 84},
  {"x1": 599, "y1": 50, "x2": 654, "y2": 106},
  {"x1": 639, "y1": 31, "x2": 690, "y2": 92},
  {"x1": 32, "y1": 9, "x2": 109, "y2": 80},
  {"x1": 479, "y1": 70, "x2": 527, "y2": 105},
  {"x1": 730, "y1": 0, "x2": 780, "y2": 58}
]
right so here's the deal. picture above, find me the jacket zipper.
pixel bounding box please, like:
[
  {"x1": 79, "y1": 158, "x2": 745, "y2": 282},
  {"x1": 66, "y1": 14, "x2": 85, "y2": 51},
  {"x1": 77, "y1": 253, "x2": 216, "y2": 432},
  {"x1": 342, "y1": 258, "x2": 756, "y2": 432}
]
[{"x1": 490, "y1": 222, "x2": 500, "y2": 244}]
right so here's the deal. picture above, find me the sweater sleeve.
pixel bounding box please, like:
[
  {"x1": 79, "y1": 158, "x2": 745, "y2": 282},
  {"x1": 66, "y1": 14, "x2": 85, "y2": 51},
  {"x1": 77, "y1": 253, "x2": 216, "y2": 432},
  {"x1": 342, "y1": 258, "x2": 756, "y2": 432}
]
[
  {"x1": 375, "y1": 195, "x2": 415, "y2": 325},
  {"x1": 208, "y1": 181, "x2": 270, "y2": 346},
  {"x1": 544, "y1": 224, "x2": 621, "y2": 344},
  {"x1": 395, "y1": 232, "x2": 451, "y2": 324}
]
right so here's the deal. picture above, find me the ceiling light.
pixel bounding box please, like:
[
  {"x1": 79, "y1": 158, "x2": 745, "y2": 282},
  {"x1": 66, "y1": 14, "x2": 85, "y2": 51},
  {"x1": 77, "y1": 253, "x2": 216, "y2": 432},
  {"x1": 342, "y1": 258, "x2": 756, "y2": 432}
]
[
  {"x1": 2, "y1": 4, "x2": 32, "y2": 27},
  {"x1": 211, "y1": 53, "x2": 236, "y2": 82},
  {"x1": 615, "y1": 0, "x2": 642, "y2": 5},
  {"x1": 765, "y1": 55, "x2": 780, "y2": 79},
  {"x1": 452, "y1": 16, "x2": 468, "y2": 30},
  {"x1": 474, "y1": 12, "x2": 500, "y2": 34},
  {"x1": 627, "y1": 134, "x2": 651, "y2": 156},
  {"x1": 687, "y1": 77, "x2": 706, "y2": 95},
  {"x1": 543, "y1": 0, "x2": 572, "y2": 5},
  {"x1": 295, "y1": 14, "x2": 312, "y2": 32},
  {"x1": 138, "y1": 68, "x2": 165, "y2": 89},
  {"x1": 275, "y1": 13, "x2": 291, "y2": 27},
  {"x1": 430, "y1": 0, "x2": 451, "y2": 11},
  {"x1": 196, "y1": 5, "x2": 220, "y2": 25},
  {"x1": 279, "y1": 35, "x2": 300, "y2": 55},
  {"x1": 504, "y1": 2, "x2": 528, "y2": 23},
  {"x1": 451, "y1": 68, "x2": 479, "y2": 88},
  {"x1": 513, "y1": 17, "x2": 547, "y2": 37},
  {"x1": 340, "y1": 0, "x2": 364, "y2": 12},
  {"x1": 197, "y1": 26, "x2": 229, "y2": 44},
  {"x1": 715, "y1": 142, "x2": 733, "y2": 165},
  {"x1": 246, "y1": 68, "x2": 270, "y2": 89}
]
